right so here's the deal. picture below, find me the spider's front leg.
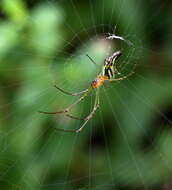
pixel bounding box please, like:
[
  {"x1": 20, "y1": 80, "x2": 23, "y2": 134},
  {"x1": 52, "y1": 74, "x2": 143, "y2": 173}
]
[
  {"x1": 54, "y1": 85, "x2": 89, "y2": 96},
  {"x1": 39, "y1": 87, "x2": 92, "y2": 115}
]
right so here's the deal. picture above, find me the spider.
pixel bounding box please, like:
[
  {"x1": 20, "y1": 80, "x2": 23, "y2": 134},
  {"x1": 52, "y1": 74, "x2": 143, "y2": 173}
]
[{"x1": 39, "y1": 50, "x2": 134, "y2": 133}]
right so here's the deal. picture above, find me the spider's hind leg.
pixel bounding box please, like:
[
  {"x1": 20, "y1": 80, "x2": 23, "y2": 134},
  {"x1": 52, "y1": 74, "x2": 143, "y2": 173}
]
[{"x1": 109, "y1": 71, "x2": 134, "y2": 82}]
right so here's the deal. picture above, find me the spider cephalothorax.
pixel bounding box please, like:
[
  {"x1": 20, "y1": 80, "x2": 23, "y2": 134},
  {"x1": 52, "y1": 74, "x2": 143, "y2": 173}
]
[
  {"x1": 39, "y1": 50, "x2": 133, "y2": 132},
  {"x1": 91, "y1": 76, "x2": 108, "y2": 89}
]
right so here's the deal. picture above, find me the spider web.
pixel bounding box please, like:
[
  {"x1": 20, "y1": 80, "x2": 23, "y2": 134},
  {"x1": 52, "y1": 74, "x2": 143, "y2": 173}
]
[{"x1": 0, "y1": 0, "x2": 172, "y2": 189}]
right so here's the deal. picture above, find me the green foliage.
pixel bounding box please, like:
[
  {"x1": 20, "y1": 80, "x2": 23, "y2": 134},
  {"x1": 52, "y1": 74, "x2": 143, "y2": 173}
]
[{"x1": 0, "y1": 0, "x2": 172, "y2": 189}]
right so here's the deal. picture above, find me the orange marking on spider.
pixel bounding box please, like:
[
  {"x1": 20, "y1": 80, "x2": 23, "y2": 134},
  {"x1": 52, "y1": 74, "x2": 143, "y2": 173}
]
[{"x1": 91, "y1": 75, "x2": 108, "y2": 89}]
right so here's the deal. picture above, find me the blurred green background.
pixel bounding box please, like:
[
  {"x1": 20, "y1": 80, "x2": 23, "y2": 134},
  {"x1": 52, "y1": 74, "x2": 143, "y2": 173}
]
[{"x1": 0, "y1": 0, "x2": 172, "y2": 189}]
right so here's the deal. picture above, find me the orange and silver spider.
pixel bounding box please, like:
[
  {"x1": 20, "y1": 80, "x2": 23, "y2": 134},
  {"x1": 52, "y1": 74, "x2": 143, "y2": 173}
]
[{"x1": 39, "y1": 51, "x2": 134, "y2": 132}]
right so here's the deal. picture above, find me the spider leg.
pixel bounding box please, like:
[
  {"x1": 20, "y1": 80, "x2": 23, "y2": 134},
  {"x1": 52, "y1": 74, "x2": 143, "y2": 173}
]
[
  {"x1": 109, "y1": 71, "x2": 134, "y2": 82},
  {"x1": 54, "y1": 85, "x2": 89, "y2": 96},
  {"x1": 86, "y1": 54, "x2": 99, "y2": 74},
  {"x1": 86, "y1": 54, "x2": 97, "y2": 66},
  {"x1": 39, "y1": 110, "x2": 67, "y2": 114},
  {"x1": 113, "y1": 60, "x2": 121, "y2": 75},
  {"x1": 66, "y1": 87, "x2": 92, "y2": 111},
  {"x1": 39, "y1": 87, "x2": 92, "y2": 115},
  {"x1": 65, "y1": 113, "x2": 85, "y2": 120},
  {"x1": 52, "y1": 89, "x2": 100, "y2": 133},
  {"x1": 76, "y1": 89, "x2": 100, "y2": 133}
]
